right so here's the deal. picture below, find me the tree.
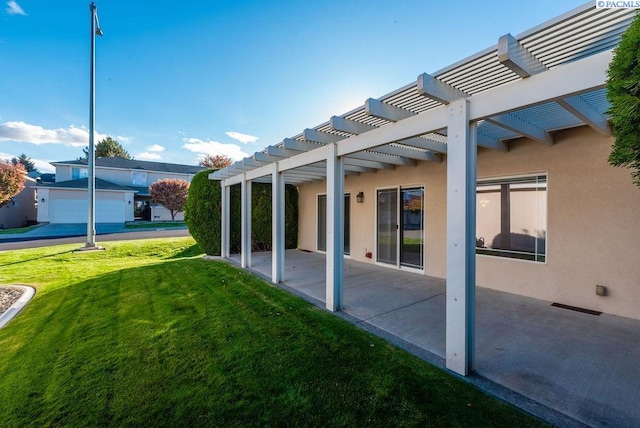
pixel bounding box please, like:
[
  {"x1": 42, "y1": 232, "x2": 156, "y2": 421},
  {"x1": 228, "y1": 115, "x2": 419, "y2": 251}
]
[
  {"x1": 149, "y1": 179, "x2": 190, "y2": 221},
  {"x1": 0, "y1": 160, "x2": 25, "y2": 205},
  {"x1": 607, "y1": 12, "x2": 640, "y2": 188},
  {"x1": 11, "y1": 153, "x2": 37, "y2": 173},
  {"x1": 79, "y1": 137, "x2": 132, "y2": 160},
  {"x1": 199, "y1": 154, "x2": 232, "y2": 169}
]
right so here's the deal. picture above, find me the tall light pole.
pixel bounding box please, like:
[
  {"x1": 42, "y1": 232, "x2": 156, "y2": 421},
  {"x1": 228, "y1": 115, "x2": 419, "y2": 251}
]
[{"x1": 84, "y1": 2, "x2": 103, "y2": 250}]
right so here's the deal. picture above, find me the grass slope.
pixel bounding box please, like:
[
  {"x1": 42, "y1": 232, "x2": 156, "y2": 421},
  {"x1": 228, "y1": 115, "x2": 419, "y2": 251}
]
[{"x1": 0, "y1": 238, "x2": 544, "y2": 427}]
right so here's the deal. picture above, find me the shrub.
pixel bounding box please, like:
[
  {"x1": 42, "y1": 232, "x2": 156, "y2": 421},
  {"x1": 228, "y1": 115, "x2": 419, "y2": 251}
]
[
  {"x1": 607, "y1": 11, "x2": 640, "y2": 188},
  {"x1": 185, "y1": 169, "x2": 298, "y2": 255}
]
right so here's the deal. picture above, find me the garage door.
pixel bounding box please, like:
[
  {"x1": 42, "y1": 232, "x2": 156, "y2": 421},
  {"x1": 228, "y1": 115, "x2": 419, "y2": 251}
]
[{"x1": 51, "y1": 199, "x2": 125, "y2": 223}]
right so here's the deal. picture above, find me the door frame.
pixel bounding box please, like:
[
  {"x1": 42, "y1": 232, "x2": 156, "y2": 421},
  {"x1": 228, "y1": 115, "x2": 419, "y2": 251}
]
[{"x1": 374, "y1": 184, "x2": 425, "y2": 273}]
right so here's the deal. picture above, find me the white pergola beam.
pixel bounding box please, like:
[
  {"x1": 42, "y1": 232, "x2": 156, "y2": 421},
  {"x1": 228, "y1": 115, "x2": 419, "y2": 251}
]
[
  {"x1": 470, "y1": 49, "x2": 611, "y2": 119},
  {"x1": 498, "y1": 33, "x2": 548, "y2": 78},
  {"x1": 213, "y1": 49, "x2": 612, "y2": 184},
  {"x1": 330, "y1": 115, "x2": 376, "y2": 134},
  {"x1": 352, "y1": 150, "x2": 415, "y2": 167},
  {"x1": 486, "y1": 114, "x2": 553, "y2": 145},
  {"x1": 557, "y1": 95, "x2": 611, "y2": 136},
  {"x1": 304, "y1": 128, "x2": 343, "y2": 144},
  {"x1": 254, "y1": 152, "x2": 283, "y2": 163},
  {"x1": 374, "y1": 144, "x2": 441, "y2": 163},
  {"x1": 399, "y1": 136, "x2": 448, "y2": 154},
  {"x1": 417, "y1": 73, "x2": 468, "y2": 104},
  {"x1": 446, "y1": 98, "x2": 476, "y2": 376},
  {"x1": 365, "y1": 98, "x2": 415, "y2": 121}
]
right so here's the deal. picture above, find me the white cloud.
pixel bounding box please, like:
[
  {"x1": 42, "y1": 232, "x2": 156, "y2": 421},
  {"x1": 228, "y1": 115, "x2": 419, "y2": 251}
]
[
  {"x1": 225, "y1": 131, "x2": 258, "y2": 144},
  {"x1": 146, "y1": 144, "x2": 165, "y2": 152},
  {"x1": 182, "y1": 138, "x2": 249, "y2": 161},
  {"x1": 136, "y1": 152, "x2": 162, "y2": 160},
  {"x1": 6, "y1": 1, "x2": 26, "y2": 15},
  {"x1": 116, "y1": 135, "x2": 132, "y2": 144},
  {"x1": 0, "y1": 121, "x2": 106, "y2": 147}
]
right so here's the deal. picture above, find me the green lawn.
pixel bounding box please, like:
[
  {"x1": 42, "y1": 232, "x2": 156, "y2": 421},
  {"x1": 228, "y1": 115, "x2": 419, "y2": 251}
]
[{"x1": 0, "y1": 238, "x2": 545, "y2": 427}]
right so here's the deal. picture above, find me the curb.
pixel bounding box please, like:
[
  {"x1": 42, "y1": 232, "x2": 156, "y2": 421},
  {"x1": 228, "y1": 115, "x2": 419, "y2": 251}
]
[{"x1": 0, "y1": 285, "x2": 36, "y2": 329}]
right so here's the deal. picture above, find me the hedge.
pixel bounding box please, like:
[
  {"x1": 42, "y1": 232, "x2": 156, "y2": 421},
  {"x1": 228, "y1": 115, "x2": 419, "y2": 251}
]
[
  {"x1": 184, "y1": 169, "x2": 299, "y2": 255},
  {"x1": 607, "y1": 11, "x2": 640, "y2": 188}
]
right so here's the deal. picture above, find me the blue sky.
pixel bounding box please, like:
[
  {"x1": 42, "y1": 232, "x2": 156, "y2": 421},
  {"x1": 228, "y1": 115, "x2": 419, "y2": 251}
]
[{"x1": 1, "y1": 0, "x2": 586, "y2": 173}]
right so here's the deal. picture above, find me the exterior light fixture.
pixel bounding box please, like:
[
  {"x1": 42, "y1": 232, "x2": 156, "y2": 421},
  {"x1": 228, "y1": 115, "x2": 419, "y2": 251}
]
[{"x1": 356, "y1": 191, "x2": 364, "y2": 203}]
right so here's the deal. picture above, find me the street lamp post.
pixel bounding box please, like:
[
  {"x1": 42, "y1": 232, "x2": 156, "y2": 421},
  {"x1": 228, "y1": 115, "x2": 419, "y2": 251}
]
[{"x1": 84, "y1": 2, "x2": 103, "y2": 250}]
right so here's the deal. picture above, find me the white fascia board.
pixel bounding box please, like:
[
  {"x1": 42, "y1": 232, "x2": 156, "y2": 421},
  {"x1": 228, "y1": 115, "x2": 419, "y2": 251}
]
[
  {"x1": 399, "y1": 136, "x2": 448, "y2": 154},
  {"x1": 485, "y1": 114, "x2": 554, "y2": 145},
  {"x1": 304, "y1": 128, "x2": 342, "y2": 144},
  {"x1": 417, "y1": 73, "x2": 469, "y2": 104},
  {"x1": 470, "y1": 49, "x2": 612, "y2": 120},
  {"x1": 497, "y1": 33, "x2": 547, "y2": 78},
  {"x1": 556, "y1": 95, "x2": 611, "y2": 136},
  {"x1": 330, "y1": 116, "x2": 376, "y2": 134},
  {"x1": 365, "y1": 98, "x2": 415, "y2": 121}
]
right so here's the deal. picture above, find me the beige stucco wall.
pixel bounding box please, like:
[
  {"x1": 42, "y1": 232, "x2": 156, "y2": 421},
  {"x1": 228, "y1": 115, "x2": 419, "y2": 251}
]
[{"x1": 298, "y1": 126, "x2": 640, "y2": 320}]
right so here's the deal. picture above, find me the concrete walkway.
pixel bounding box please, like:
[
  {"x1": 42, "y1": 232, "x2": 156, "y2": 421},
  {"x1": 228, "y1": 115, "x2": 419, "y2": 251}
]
[{"x1": 230, "y1": 250, "x2": 640, "y2": 428}]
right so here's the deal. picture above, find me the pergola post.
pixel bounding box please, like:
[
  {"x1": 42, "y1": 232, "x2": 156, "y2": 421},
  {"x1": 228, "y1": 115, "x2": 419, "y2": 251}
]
[
  {"x1": 241, "y1": 174, "x2": 252, "y2": 268},
  {"x1": 272, "y1": 163, "x2": 285, "y2": 283},
  {"x1": 221, "y1": 180, "x2": 230, "y2": 258},
  {"x1": 326, "y1": 143, "x2": 344, "y2": 312},
  {"x1": 445, "y1": 98, "x2": 477, "y2": 376}
]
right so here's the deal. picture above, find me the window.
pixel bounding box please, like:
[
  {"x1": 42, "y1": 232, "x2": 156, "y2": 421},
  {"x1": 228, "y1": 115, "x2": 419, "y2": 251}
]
[
  {"x1": 131, "y1": 172, "x2": 147, "y2": 186},
  {"x1": 71, "y1": 167, "x2": 88, "y2": 180},
  {"x1": 476, "y1": 175, "x2": 547, "y2": 262},
  {"x1": 317, "y1": 194, "x2": 350, "y2": 255}
]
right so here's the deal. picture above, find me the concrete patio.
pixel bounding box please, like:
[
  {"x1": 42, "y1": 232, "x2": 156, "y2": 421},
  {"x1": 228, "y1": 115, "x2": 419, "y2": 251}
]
[{"x1": 229, "y1": 250, "x2": 640, "y2": 428}]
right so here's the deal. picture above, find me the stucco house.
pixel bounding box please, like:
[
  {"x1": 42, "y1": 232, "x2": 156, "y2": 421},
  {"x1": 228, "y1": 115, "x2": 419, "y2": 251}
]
[
  {"x1": 0, "y1": 175, "x2": 38, "y2": 229},
  {"x1": 209, "y1": 3, "x2": 640, "y2": 377},
  {"x1": 37, "y1": 157, "x2": 203, "y2": 224}
]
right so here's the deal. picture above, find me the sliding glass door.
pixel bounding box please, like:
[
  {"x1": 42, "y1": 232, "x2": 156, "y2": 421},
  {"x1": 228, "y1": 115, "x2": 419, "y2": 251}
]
[
  {"x1": 376, "y1": 189, "x2": 398, "y2": 264},
  {"x1": 377, "y1": 186, "x2": 424, "y2": 270}
]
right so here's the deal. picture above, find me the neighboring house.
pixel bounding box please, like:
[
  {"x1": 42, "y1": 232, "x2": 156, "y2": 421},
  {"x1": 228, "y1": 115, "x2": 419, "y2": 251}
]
[
  {"x1": 209, "y1": 5, "x2": 640, "y2": 375},
  {"x1": 0, "y1": 176, "x2": 37, "y2": 229},
  {"x1": 37, "y1": 157, "x2": 203, "y2": 224}
]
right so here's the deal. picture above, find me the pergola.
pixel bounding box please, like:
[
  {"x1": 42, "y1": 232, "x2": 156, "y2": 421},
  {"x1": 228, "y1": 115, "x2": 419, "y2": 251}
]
[{"x1": 209, "y1": 3, "x2": 633, "y2": 375}]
